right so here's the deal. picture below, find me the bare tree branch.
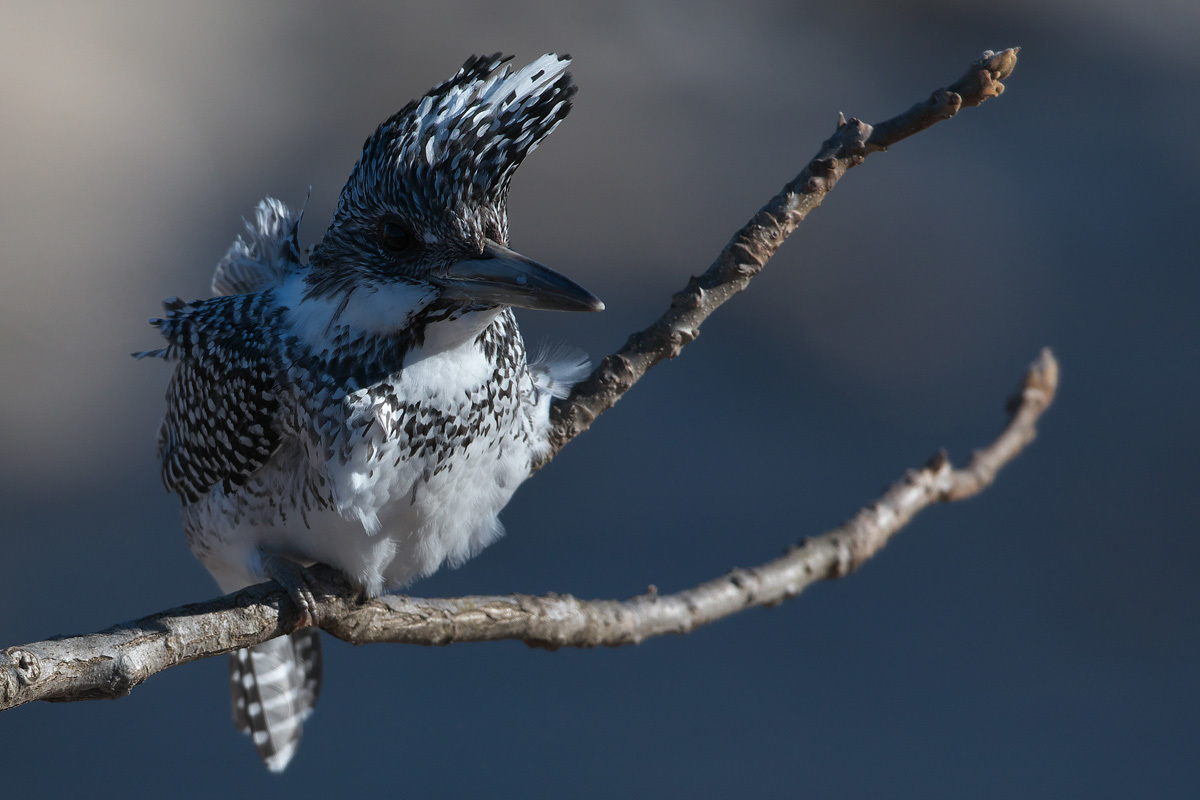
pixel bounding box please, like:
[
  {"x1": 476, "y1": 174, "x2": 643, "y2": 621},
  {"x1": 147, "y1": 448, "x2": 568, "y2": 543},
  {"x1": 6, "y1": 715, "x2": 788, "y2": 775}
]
[
  {"x1": 1, "y1": 47, "x2": 1035, "y2": 713},
  {"x1": 536, "y1": 47, "x2": 1020, "y2": 470},
  {"x1": 0, "y1": 348, "x2": 1057, "y2": 710}
]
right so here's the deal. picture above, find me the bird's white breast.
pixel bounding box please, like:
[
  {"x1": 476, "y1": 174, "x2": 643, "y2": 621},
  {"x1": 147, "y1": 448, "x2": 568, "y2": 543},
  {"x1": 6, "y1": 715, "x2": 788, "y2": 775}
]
[{"x1": 185, "y1": 279, "x2": 542, "y2": 597}]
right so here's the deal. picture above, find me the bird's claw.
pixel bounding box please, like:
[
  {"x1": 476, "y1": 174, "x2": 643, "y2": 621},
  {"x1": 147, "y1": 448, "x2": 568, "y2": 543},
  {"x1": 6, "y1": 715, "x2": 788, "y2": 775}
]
[{"x1": 262, "y1": 555, "x2": 320, "y2": 630}]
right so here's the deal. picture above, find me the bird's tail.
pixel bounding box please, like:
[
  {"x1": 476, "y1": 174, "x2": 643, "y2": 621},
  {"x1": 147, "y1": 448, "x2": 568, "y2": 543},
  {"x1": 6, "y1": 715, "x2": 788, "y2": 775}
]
[{"x1": 229, "y1": 629, "x2": 323, "y2": 772}]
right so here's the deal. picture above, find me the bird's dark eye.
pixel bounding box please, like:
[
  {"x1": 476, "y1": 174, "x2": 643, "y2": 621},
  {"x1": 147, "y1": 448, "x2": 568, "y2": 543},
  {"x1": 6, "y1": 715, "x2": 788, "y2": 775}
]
[{"x1": 377, "y1": 217, "x2": 413, "y2": 253}]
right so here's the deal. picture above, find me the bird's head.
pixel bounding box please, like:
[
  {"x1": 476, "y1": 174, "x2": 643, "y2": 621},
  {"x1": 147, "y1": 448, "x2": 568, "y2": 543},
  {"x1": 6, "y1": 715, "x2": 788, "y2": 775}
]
[{"x1": 306, "y1": 53, "x2": 602, "y2": 314}]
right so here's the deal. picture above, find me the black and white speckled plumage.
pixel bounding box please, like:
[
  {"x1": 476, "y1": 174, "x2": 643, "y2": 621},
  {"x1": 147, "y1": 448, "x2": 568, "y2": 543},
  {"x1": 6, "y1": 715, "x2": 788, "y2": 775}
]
[
  {"x1": 306, "y1": 53, "x2": 577, "y2": 298},
  {"x1": 138, "y1": 53, "x2": 594, "y2": 772}
]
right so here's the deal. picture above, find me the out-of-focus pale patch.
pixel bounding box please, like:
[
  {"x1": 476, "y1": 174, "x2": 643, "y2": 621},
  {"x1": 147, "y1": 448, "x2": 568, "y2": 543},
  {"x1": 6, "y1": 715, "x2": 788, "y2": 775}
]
[{"x1": 0, "y1": 5, "x2": 312, "y2": 481}]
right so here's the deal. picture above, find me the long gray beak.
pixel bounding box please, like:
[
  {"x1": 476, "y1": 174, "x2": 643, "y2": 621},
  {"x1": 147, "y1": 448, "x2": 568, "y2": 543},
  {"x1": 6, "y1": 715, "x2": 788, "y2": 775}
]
[{"x1": 435, "y1": 240, "x2": 604, "y2": 312}]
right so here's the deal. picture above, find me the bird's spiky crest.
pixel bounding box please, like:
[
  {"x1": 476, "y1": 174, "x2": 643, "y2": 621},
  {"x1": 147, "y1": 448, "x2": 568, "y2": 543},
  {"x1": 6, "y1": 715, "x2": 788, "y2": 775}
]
[{"x1": 311, "y1": 53, "x2": 575, "y2": 275}]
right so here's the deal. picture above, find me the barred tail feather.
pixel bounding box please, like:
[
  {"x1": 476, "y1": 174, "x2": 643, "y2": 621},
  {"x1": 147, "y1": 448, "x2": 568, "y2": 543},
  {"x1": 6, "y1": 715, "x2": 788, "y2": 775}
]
[{"x1": 229, "y1": 630, "x2": 323, "y2": 772}]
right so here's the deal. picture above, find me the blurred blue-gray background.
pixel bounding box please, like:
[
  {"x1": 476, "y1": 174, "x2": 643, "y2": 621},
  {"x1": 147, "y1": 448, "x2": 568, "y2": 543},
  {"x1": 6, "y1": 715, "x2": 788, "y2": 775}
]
[{"x1": 2, "y1": 2, "x2": 1196, "y2": 797}]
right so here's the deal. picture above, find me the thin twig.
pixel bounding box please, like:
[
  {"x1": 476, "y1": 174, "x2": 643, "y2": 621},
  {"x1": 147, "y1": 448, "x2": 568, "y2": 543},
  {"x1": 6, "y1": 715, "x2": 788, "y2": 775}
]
[{"x1": 535, "y1": 48, "x2": 1020, "y2": 470}]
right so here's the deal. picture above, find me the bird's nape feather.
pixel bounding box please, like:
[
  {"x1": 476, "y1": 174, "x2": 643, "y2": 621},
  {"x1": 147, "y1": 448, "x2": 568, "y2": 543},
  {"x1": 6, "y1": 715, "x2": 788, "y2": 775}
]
[{"x1": 211, "y1": 197, "x2": 305, "y2": 297}]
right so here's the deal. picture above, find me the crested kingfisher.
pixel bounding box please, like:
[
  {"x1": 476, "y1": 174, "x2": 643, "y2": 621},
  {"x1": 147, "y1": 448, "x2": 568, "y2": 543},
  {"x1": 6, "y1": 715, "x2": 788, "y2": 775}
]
[{"x1": 138, "y1": 53, "x2": 602, "y2": 771}]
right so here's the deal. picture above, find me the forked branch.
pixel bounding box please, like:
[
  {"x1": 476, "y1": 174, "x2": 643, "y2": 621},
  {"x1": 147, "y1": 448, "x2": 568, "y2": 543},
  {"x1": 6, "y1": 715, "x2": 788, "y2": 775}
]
[{"x1": 1, "y1": 48, "x2": 1034, "y2": 713}]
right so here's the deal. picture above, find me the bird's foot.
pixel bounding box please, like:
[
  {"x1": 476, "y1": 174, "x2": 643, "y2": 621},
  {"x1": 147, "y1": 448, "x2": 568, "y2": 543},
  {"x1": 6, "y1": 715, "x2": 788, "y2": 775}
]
[{"x1": 262, "y1": 555, "x2": 320, "y2": 630}]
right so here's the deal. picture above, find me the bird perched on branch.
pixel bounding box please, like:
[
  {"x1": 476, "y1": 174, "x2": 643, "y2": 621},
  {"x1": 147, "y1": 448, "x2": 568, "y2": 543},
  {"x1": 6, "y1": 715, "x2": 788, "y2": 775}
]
[{"x1": 137, "y1": 53, "x2": 602, "y2": 771}]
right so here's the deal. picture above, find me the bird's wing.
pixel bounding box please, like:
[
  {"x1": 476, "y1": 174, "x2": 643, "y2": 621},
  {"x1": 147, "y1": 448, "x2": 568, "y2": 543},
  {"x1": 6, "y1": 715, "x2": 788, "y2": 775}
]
[{"x1": 138, "y1": 293, "x2": 287, "y2": 503}]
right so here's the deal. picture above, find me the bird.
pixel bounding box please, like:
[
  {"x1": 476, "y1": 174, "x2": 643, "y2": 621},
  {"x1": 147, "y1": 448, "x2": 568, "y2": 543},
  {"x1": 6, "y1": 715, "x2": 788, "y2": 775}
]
[{"x1": 137, "y1": 53, "x2": 602, "y2": 772}]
